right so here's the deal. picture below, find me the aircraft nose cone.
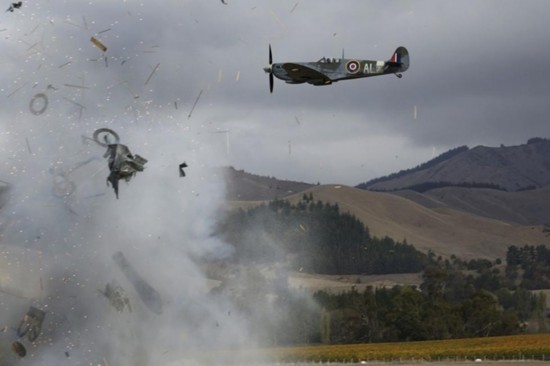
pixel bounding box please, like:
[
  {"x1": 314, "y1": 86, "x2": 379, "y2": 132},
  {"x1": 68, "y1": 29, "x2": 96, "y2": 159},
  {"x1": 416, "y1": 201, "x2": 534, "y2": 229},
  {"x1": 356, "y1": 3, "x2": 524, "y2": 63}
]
[{"x1": 263, "y1": 65, "x2": 272, "y2": 73}]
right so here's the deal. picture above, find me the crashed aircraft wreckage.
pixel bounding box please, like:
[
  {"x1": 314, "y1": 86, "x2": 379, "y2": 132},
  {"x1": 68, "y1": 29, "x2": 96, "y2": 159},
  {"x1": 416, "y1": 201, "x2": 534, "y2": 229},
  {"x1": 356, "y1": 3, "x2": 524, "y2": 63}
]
[{"x1": 93, "y1": 128, "x2": 147, "y2": 199}]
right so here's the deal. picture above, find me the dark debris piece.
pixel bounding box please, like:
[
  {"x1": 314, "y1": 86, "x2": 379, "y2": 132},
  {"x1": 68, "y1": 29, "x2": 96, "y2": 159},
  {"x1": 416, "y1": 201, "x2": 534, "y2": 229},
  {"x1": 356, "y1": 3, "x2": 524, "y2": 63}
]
[
  {"x1": 103, "y1": 144, "x2": 147, "y2": 199},
  {"x1": 12, "y1": 341, "x2": 26, "y2": 357},
  {"x1": 99, "y1": 282, "x2": 132, "y2": 312},
  {"x1": 112, "y1": 251, "x2": 163, "y2": 315},
  {"x1": 6, "y1": 1, "x2": 22, "y2": 12},
  {"x1": 17, "y1": 306, "x2": 45, "y2": 342},
  {"x1": 179, "y1": 162, "x2": 188, "y2": 177}
]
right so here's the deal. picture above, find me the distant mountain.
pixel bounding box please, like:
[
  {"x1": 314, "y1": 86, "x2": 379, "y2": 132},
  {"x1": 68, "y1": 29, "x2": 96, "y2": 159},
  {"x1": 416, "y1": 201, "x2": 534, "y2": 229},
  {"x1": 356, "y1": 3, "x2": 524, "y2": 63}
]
[
  {"x1": 358, "y1": 138, "x2": 550, "y2": 192},
  {"x1": 355, "y1": 138, "x2": 550, "y2": 226},
  {"x1": 222, "y1": 166, "x2": 314, "y2": 201}
]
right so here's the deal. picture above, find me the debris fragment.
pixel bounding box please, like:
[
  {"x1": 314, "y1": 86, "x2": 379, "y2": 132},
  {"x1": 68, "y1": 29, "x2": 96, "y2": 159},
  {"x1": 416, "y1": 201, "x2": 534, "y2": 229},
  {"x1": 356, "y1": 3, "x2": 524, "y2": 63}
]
[
  {"x1": 17, "y1": 306, "x2": 45, "y2": 342},
  {"x1": 112, "y1": 251, "x2": 163, "y2": 314},
  {"x1": 144, "y1": 62, "x2": 160, "y2": 85},
  {"x1": 62, "y1": 97, "x2": 86, "y2": 110},
  {"x1": 29, "y1": 93, "x2": 48, "y2": 115},
  {"x1": 28, "y1": 23, "x2": 39, "y2": 35},
  {"x1": 290, "y1": 2, "x2": 298, "y2": 13},
  {"x1": 179, "y1": 162, "x2": 188, "y2": 177},
  {"x1": 99, "y1": 281, "x2": 132, "y2": 312},
  {"x1": 98, "y1": 28, "x2": 111, "y2": 34},
  {"x1": 235, "y1": 70, "x2": 240, "y2": 81},
  {"x1": 99, "y1": 135, "x2": 147, "y2": 199},
  {"x1": 12, "y1": 341, "x2": 26, "y2": 357},
  {"x1": 58, "y1": 61, "x2": 72, "y2": 68},
  {"x1": 64, "y1": 83, "x2": 90, "y2": 89},
  {"x1": 25, "y1": 137, "x2": 32, "y2": 154},
  {"x1": 6, "y1": 1, "x2": 21, "y2": 12},
  {"x1": 64, "y1": 19, "x2": 81, "y2": 28},
  {"x1": 90, "y1": 36, "x2": 107, "y2": 52},
  {"x1": 92, "y1": 128, "x2": 120, "y2": 147},
  {"x1": 413, "y1": 105, "x2": 417, "y2": 120},
  {"x1": 188, "y1": 89, "x2": 203, "y2": 119},
  {"x1": 221, "y1": 0, "x2": 227, "y2": 4},
  {"x1": 7, "y1": 82, "x2": 28, "y2": 98}
]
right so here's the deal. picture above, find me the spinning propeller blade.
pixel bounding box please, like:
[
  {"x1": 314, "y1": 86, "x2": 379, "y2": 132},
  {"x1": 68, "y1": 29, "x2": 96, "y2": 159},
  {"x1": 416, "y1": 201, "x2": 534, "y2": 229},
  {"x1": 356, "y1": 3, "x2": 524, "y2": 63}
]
[{"x1": 269, "y1": 44, "x2": 274, "y2": 93}]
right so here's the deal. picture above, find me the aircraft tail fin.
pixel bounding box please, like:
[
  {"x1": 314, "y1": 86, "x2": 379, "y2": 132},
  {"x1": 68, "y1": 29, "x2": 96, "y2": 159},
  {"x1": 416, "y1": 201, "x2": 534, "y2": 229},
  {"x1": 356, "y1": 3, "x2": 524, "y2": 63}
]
[{"x1": 387, "y1": 47, "x2": 409, "y2": 72}]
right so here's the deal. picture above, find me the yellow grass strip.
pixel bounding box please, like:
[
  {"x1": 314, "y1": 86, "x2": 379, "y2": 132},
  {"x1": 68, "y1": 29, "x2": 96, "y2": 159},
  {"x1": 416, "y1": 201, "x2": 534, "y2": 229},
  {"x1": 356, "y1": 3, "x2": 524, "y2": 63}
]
[{"x1": 263, "y1": 334, "x2": 550, "y2": 362}]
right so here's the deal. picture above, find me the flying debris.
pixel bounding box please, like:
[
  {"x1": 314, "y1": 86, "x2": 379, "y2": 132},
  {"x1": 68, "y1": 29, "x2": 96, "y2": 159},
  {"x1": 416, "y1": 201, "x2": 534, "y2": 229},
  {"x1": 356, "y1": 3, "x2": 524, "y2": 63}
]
[
  {"x1": 90, "y1": 36, "x2": 107, "y2": 52},
  {"x1": 179, "y1": 162, "x2": 188, "y2": 177},
  {"x1": 12, "y1": 341, "x2": 26, "y2": 357},
  {"x1": 103, "y1": 143, "x2": 147, "y2": 199},
  {"x1": 93, "y1": 128, "x2": 146, "y2": 198},
  {"x1": 5, "y1": 1, "x2": 21, "y2": 12},
  {"x1": 264, "y1": 44, "x2": 409, "y2": 93},
  {"x1": 17, "y1": 306, "x2": 45, "y2": 342},
  {"x1": 144, "y1": 62, "x2": 160, "y2": 85},
  {"x1": 112, "y1": 251, "x2": 163, "y2": 314},
  {"x1": 92, "y1": 127, "x2": 120, "y2": 147},
  {"x1": 49, "y1": 157, "x2": 97, "y2": 198},
  {"x1": 188, "y1": 89, "x2": 203, "y2": 119},
  {"x1": 25, "y1": 137, "x2": 32, "y2": 154},
  {"x1": 99, "y1": 281, "x2": 132, "y2": 312},
  {"x1": 50, "y1": 165, "x2": 77, "y2": 198},
  {"x1": 221, "y1": 0, "x2": 227, "y2": 4},
  {"x1": 29, "y1": 93, "x2": 48, "y2": 115}
]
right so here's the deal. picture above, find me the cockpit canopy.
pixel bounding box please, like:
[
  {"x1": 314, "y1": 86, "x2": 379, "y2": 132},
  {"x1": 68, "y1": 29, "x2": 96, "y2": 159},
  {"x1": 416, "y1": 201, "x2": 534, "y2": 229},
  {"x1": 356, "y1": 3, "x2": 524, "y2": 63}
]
[{"x1": 318, "y1": 57, "x2": 340, "y2": 64}]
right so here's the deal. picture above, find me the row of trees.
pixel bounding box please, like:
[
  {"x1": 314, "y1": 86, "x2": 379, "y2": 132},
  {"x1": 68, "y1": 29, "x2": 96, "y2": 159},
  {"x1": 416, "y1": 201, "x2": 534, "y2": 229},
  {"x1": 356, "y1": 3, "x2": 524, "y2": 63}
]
[
  {"x1": 216, "y1": 196, "x2": 428, "y2": 274},
  {"x1": 506, "y1": 245, "x2": 550, "y2": 289},
  {"x1": 212, "y1": 262, "x2": 547, "y2": 346},
  {"x1": 212, "y1": 196, "x2": 550, "y2": 345}
]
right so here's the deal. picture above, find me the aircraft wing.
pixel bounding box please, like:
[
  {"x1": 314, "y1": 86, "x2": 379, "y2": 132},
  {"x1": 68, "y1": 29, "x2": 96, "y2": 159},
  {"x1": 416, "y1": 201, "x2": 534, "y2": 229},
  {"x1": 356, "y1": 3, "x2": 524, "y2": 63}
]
[{"x1": 282, "y1": 63, "x2": 332, "y2": 85}]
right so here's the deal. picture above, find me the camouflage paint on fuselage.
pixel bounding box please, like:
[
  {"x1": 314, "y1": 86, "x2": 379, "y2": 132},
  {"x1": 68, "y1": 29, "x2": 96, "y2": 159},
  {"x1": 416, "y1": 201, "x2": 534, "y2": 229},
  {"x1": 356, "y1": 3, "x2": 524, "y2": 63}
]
[{"x1": 268, "y1": 47, "x2": 409, "y2": 86}]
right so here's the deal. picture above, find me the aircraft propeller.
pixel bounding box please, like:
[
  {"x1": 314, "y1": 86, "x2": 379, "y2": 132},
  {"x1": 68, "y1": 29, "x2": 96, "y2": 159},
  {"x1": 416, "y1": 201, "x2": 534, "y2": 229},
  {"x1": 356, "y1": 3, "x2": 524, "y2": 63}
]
[{"x1": 263, "y1": 44, "x2": 274, "y2": 93}]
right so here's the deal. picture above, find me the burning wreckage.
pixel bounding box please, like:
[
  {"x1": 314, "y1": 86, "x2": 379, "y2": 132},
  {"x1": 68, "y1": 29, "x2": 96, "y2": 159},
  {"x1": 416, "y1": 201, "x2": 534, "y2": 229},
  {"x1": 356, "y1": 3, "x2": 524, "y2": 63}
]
[{"x1": 93, "y1": 128, "x2": 147, "y2": 199}]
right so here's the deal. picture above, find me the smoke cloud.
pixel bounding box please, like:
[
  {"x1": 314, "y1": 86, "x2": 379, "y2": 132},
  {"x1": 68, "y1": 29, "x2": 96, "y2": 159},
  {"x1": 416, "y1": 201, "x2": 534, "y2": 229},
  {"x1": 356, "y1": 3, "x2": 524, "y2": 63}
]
[{"x1": 0, "y1": 2, "x2": 263, "y2": 365}]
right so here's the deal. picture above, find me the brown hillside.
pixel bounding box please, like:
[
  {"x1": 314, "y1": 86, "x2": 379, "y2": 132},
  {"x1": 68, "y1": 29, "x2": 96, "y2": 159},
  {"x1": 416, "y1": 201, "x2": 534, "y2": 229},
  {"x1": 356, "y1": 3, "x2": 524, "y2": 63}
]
[
  {"x1": 277, "y1": 185, "x2": 550, "y2": 260},
  {"x1": 222, "y1": 167, "x2": 314, "y2": 201},
  {"x1": 366, "y1": 139, "x2": 550, "y2": 192},
  {"x1": 392, "y1": 186, "x2": 550, "y2": 226}
]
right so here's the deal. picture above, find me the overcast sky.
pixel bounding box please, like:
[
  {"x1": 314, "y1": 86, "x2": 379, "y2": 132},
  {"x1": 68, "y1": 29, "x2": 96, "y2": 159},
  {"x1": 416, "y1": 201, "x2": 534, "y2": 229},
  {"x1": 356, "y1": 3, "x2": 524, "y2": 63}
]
[{"x1": 1, "y1": 0, "x2": 550, "y2": 186}]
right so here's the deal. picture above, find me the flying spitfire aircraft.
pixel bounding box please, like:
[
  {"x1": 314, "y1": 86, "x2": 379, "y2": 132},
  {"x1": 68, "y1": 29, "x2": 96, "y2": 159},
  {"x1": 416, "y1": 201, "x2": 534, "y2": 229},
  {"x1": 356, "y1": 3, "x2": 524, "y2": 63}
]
[{"x1": 263, "y1": 45, "x2": 409, "y2": 92}]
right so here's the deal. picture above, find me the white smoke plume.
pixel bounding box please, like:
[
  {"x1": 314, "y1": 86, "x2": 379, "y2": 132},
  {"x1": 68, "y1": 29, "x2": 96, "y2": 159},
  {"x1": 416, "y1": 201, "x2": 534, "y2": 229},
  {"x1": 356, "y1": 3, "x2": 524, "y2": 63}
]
[{"x1": 0, "y1": 1, "x2": 268, "y2": 364}]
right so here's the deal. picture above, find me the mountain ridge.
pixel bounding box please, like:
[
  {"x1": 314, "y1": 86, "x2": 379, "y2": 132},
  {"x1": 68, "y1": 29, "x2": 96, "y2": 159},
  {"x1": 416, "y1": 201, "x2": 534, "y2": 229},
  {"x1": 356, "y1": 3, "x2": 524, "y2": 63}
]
[{"x1": 358, "y1": 138, "x2": 550, "y2": 192}]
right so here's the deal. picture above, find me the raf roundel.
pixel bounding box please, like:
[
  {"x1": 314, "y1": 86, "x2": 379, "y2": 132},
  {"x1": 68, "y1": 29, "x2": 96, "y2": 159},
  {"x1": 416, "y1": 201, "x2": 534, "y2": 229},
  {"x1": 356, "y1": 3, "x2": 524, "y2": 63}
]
[{"x1": 345, "y1": 60, "x2": 360, "y2": 74}]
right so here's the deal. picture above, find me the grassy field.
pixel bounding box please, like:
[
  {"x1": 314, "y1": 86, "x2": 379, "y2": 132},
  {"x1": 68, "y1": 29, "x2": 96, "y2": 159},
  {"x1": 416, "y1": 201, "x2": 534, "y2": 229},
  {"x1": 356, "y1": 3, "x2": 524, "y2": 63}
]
[{"x1": 262, "y1": 333, "x2": 550, "y2": 363}]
